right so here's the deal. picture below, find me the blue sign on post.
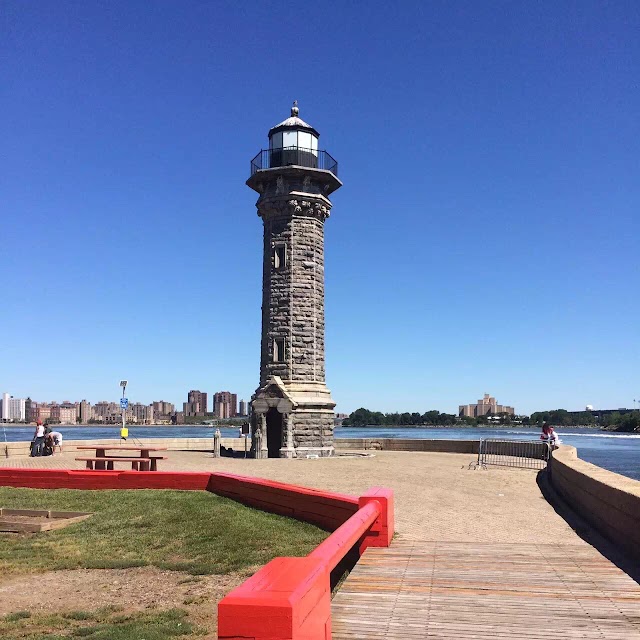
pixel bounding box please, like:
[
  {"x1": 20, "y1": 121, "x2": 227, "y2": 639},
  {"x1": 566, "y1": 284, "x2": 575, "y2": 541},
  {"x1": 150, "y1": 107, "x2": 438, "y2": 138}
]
[{"x1": 120, "y1": 398, "x2": 129, "y2": 410}]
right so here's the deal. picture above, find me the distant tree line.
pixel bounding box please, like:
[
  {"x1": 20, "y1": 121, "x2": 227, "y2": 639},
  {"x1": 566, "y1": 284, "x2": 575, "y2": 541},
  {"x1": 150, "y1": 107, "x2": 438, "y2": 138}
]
[
  {"x1": 341, "y1": 408, "x2": 519, "y2": 427},
  {"x1": 605, "y1": 411, "x2": 640, "y2": 432},
  {"x1": 341, "y1": 407, "x2": 639, "y2": 432},
  {"x1": 586, "y1": 411, "x2": 637, "y2": 432},
  {"x1": 530, "y1": 409, "x2": 639, "y2": 432},
  {"x1": 529, "y1": 409, "x2": 596, "y2": 426}
]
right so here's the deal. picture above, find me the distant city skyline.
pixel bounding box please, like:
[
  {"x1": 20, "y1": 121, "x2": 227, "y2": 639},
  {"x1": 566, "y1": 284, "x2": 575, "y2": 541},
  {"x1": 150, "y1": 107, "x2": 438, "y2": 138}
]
[
  {"x1": 0, "y1": 386, "x2": 254, "y2": 424},
  {"x1": 2, "y1": 3, "x2": 638, "y2": 416},
  {"x1": 1, "y1": 388, "x2": 634, "y2": 421}
]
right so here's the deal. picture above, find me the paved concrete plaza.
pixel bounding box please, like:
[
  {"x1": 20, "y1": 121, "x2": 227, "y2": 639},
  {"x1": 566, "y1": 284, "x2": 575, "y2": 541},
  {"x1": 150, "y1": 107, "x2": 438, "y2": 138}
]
[{"x1": 2, "y1": 449, "x2": 584, "y2": 544}]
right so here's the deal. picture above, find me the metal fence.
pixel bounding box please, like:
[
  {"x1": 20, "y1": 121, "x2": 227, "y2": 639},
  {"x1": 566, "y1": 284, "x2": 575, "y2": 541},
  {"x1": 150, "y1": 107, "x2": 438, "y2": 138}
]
[
  {"x1": 473, "y1": 439, "x2": 550, "y2": 470},
  {"x1": 250, "y1": 147, "x2": 338, "y2": 176}
]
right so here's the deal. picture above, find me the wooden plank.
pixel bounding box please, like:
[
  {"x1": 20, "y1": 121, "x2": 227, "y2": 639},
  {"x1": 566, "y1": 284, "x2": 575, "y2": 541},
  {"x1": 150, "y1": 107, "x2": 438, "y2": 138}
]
[
  {"x1": 48, "y1": 511, "x2": 92, "y2": 519},
  {"x1": 1, "y1": 508, "x2": 49, "y2": 517},
  {"x1": 331, "y1": 540, "x2": 640, "y2": 640},
  {"x1": 0, "y1": 519, "x2": 43, "y2": 533},
  {"x1": 75, "y1": 446, "x2": 167, "y2": 450}
]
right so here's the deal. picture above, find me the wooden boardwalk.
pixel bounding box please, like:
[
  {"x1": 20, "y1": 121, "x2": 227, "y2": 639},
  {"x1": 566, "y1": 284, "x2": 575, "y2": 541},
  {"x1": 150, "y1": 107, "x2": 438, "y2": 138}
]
[{"x1": 332, "y1": 540, "x2": 640, "y2": 639}]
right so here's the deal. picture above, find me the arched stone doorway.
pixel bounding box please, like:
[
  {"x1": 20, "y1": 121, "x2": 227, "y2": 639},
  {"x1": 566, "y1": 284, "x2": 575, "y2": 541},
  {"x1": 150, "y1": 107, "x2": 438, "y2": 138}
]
[{"x1": 266, "y1": 408, "x2": 283, "y2": 458}]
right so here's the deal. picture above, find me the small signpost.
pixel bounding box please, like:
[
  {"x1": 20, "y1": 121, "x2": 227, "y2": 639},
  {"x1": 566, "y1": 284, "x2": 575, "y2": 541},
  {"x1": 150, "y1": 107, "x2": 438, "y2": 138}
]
[
  {"x1": 119, "y1": 380, "x2": 128, "y2": 440},
  {"x1": 242, "y1": 422, "x2": 251, "y2": 458}
]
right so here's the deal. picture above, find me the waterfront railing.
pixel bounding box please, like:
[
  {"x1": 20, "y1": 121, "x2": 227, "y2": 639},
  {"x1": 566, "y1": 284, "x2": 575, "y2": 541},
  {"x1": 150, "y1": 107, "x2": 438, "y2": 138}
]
[
  {"x1": 475, "y1": 438, "x2": 550, "y2": 470},
  {"x1": 250, "y1": 146, "x2": 338, "y2": 176}
]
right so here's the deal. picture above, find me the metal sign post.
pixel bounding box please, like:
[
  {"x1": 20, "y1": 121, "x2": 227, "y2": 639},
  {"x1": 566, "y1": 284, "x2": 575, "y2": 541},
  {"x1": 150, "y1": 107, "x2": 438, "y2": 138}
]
[
  {"x1": 242, "y1": 422, "x2": 250, "y2": 458},
  {"x1": 119, "y1": 380, "x2": 128, "y2": 441}
]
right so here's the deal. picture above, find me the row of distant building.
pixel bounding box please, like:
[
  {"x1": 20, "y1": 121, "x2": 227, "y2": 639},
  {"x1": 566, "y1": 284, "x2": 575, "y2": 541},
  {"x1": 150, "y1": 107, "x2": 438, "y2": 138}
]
[
  {"x1": 0, "y1": 390, "x2": 248, "y2": 425},
  {"x1": 182, "y1": 390, "x2": 247, "y2": 419},
  {"x1": 1, "y1": 390, "x2": 513, "y2": 424},
  {"x1": 458, "y1": 394, "x2": 515, "y2": 417},
  {"x1": 456, "y1": 394, "x2": 636, "y2": 420}
]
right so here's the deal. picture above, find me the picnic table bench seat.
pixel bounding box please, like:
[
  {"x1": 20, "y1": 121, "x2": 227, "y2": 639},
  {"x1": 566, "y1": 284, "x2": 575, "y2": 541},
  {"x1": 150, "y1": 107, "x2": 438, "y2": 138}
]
[{"x1": 74, "y1": 456, "x2": 167, "y2": 471}]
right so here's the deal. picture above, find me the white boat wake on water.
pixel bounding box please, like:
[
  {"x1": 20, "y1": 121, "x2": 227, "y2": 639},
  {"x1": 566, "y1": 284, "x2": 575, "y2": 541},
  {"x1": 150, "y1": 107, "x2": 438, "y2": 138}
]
[
  {"x1": 556, "y1": 432, "x2": 640, "y2": 439},
  {"x1": 501, "y1": 430, "x2": 640, "y2": 439}
]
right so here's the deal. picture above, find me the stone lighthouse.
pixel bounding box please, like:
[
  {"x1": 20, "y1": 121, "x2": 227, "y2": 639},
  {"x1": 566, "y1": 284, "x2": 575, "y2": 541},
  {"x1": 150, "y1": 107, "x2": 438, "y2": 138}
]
[{"x1": 248, "y1": 103, "x2": 342, "y2": 458}]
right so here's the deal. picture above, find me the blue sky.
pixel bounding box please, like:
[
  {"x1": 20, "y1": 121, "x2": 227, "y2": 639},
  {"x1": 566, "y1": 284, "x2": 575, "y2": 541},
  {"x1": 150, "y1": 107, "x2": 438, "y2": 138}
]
[{"x1": 2, "y1": 1, "x2": 638, "y2": 415}]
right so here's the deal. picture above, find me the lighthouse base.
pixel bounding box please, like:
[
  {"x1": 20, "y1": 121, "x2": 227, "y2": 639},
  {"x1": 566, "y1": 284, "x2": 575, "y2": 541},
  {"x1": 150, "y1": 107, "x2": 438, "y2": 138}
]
[{"x1": 251, "y1": 377, "x2": 335, "y2": 459}]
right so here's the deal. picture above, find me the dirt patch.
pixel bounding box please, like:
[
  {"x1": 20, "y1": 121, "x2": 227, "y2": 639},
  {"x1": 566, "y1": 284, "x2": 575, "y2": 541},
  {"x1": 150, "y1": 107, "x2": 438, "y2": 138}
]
[{"x1": 0, "y1": 566, "x2": 249, "y2": 638}]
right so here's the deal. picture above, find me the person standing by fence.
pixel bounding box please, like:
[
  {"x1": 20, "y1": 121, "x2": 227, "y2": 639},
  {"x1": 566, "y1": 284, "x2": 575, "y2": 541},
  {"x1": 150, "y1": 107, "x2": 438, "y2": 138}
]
[
  {"x1": 548, "y1": 425, "x2": 560, "y2": 447},
  {"x1": 540, "y1": 422, "x2": 560, "y2": 452}
]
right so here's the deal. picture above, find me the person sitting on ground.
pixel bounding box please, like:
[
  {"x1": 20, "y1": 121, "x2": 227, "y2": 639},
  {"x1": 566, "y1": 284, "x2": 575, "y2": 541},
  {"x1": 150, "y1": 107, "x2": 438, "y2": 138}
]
[{"x1": 31, "y1": 420, "x2": 46, "y2": 457}]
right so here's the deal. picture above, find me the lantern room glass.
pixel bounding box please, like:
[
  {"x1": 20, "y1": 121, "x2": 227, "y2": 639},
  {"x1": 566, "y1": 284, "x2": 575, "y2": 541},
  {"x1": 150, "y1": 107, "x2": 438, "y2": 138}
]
[
  {"x1": 270, "y1": 131, "x2": 282, "y2": 150},
  {"x1": 269, "y1": 129, "x2": 318, "y2": 156}
]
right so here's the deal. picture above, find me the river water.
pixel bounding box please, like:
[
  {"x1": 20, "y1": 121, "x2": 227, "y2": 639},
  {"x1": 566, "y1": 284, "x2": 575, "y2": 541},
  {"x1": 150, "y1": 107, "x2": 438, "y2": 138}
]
[{"x1": 2, "y1": 424, "x2": 638, "y2": 481}]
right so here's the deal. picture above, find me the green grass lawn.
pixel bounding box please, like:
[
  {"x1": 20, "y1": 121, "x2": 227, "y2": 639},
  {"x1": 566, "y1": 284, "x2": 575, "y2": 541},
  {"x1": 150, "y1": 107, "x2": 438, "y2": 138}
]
[
  {"x1": 0, "y1": 487, "x2": 327, "y2": 577},
  {"x1": 2, "y1": 606, "x2": 199, "y2": 640}
]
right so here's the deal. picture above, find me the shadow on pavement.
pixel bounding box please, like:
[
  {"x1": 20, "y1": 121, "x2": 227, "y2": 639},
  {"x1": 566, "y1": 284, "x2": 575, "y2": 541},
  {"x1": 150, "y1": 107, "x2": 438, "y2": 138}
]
[{"x1": 536, "y1": 468, "x2": 640, "y2": 585}]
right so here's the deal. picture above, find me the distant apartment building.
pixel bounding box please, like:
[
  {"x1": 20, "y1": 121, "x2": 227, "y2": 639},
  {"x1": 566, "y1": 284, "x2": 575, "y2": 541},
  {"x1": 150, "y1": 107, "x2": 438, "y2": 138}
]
[
  {"x1": 131, "y1": 403, "x2": 146, "y2": 423},
  {"x1": 93, "y1": 401, "x2": 120, "y2": 422},
  {"x1": 79, "y1": 400, "x2": 92, "y2": 423},
  {"x1": 184, "y1": 390, "x2": 207, "y2": 417},
  {"x1": 152, "y1": 401, "x2": 175, "y2": 417},
  {"x1": 34, "y1": 405, "x2": 51, "y2": 423},
  {"x1": 459, "y1": 393, "x2": 514, "y2": 417},
  {"x1": 0, "y1": 394, "x2": 27, "y2": 422},
  {"x1": 238, "y1": 399, "x2": 247, "y2": 416},
  {"x1": 10, "y1": 398, "x2": 26, "y2": 421},
  {"x1": 213, "y1": 391, "x2": 237, "y2": 419},
  {"x1": 49, "y1": 403, "x2": 77, "y2": 424},
  {"x1": 129, "y1": 402, "x2": 153, "y2": 424},
  {"x1": 0, "y1": 392, "x2": 9, "y2": 421}
]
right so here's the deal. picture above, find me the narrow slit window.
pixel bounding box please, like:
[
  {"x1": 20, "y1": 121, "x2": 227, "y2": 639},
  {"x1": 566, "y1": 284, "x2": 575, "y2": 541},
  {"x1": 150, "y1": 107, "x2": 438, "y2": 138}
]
[
  {"x1": 273, "y1": 245, "x2": 286, "y2": 270},
  {"x1": 273, "y1": 338, "x2": 285, "y2": 363}
]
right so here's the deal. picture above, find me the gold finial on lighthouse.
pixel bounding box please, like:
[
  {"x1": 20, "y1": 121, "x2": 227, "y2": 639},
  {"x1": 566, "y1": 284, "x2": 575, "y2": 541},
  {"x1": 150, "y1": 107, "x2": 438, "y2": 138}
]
[{"x1": 291, "y1": 100, "x2": 299, "y2": 117}]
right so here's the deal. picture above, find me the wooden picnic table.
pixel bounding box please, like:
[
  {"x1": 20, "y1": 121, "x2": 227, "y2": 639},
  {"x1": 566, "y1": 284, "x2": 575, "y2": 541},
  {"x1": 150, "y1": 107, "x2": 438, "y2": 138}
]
[{"x1": 75, "y1": 445, "x2": 168, "y2": 471}]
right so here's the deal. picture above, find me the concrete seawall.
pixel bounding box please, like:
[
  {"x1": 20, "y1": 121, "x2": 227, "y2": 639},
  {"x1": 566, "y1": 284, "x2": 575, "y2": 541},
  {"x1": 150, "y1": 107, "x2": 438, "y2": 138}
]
[
  {"x1": 336, "y1": 438, "x2": 480, "y2": 454},
  {"x1": 5, "y1": 437, "x2": 479, "y2": 458},
  {"x1": 1, "y1": 438, "x2": 247, "y2": 458},
  {"x1": 548, "y1": 445, "x2": 640, "y2": 563}
]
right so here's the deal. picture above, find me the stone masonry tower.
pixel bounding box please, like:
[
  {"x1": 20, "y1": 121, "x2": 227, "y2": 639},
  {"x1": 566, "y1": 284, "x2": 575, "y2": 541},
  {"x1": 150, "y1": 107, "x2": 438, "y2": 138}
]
[{"x1": 248, "y1": 103, "x2": 342, "y2": 458}]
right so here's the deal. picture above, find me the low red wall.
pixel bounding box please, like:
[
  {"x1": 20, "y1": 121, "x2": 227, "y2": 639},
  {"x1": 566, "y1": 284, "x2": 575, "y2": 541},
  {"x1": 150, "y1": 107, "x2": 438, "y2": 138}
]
[
  {"x1": 308, "y1": 500, "x2": 380, "y2": 572},
  {"x1": 218, "y1": 555, "x2": 331, "y2": 640},
  {"x1": 0, "y1": 466, "x2": 394, "y2": 640},
  {"x1": 208, "y1": 472, "x2": 359, "y2": 531},
  {"x1": 0, "y1": 468, "x2": 211, "y2": 491},
  {"x1": 218, "y1": 485, "x2": 394, "y2": 640}
]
